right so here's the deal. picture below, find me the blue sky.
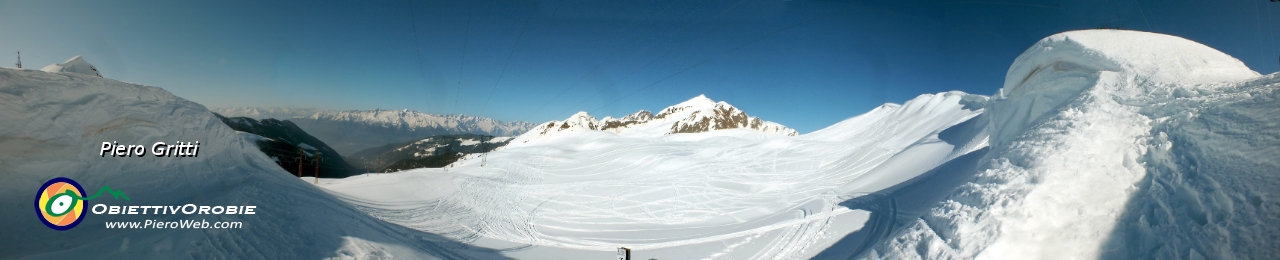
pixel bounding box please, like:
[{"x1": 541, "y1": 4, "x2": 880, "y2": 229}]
[{"x1": 2, "y1": 0, "x2": 1277, "y2": 133}]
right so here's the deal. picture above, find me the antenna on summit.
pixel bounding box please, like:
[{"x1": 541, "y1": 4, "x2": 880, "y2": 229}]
[{"x1": 15, "y1": 51, "x2": 21, "y2": 68}]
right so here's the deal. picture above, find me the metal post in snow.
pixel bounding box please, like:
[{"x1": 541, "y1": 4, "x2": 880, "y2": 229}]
[
  {"x1": 297, "y1": 148, "x2": 304, "y2": 178},
  {"x1": 314, "y1": 152, "x2": 321, "y2": 184}
]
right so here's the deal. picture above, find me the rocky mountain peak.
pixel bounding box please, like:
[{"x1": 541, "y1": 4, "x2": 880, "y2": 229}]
[{"x1": 515, "y1": 95, "x2": 797, "y2": 144}]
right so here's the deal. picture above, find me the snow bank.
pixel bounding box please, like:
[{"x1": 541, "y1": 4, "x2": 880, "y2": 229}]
[
  {"x1": 868, "y1": 30, "x2": 1276, "y2": 259},
  {"x1": 0, "y1": 68, "x2": 503, "y2": 259},
  {"x1": 989, "y1": 30, "x2": 1258, "y2": 148},
  {"x1": 40, "y1": 55, "x2": 103, "y2": 77}
]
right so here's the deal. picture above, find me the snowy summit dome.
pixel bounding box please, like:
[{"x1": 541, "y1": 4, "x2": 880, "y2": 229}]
[{"x1": 41, "y1": 55, "x2": 102, "y2": 77}]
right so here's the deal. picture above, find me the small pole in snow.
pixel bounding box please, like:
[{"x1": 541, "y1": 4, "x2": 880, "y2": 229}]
[
  {"x1": 297, "y1": 148, "x2": 304, "y2": 178},
  {"x1": 15, "y1": 51, "x2": 21, "y2": 68},
  {"x1": 314, "y1": 152, "x2": 321, "y2": 184},
  {"x1": 481, "y1": 135, "x2": 489, "y2": 167}
]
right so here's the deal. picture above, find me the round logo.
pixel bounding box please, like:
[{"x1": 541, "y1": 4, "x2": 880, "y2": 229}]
[{"x1": 35, "y1": 177, "x2": 87, "y2": 230}]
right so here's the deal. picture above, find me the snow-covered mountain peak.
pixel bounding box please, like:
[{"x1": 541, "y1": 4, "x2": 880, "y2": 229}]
[
  {"x1": 512, "y1": 95, "x2": 797, "y2": 144},
  {"x1": 563, "y1": 111, "x2": 598, "y2": 129},
  {"x1": 621, "y1": 110, "x2": 654, "y2": 121},
  {"x1": 568, "y1": 111, "x2": 593, "y2": 119},
  {"x1": 40, "y1": 55, "x2": 102, "y2": 78},
  {"x1": 676, "y1": 94, "x2": 715, "y2": 107},
  {"x1": 655, "y1": 94, "x2": 718, "y2": 119}
]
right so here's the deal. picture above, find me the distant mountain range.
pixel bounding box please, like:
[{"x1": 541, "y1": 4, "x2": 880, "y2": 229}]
[
  {"x1": 212, "y1": 107, "x2": 536, "y2": 156},
  {"x1": 210, "y1": 107, "x2": 324, "y2": 121}
]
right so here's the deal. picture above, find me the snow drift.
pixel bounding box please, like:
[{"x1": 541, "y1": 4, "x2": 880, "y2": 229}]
[
  {"x1": 0, "y1": 65, "x2": 502, "y2": 259},
  {"x1": 864, "y1": 30, "x2": 1276, "y2": 259}
]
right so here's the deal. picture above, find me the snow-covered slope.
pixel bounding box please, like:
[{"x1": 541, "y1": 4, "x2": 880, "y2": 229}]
[
  {"x1": 40, "y1": 55, "x2": 102, "y2": 77},
  {"x1": 0, "y1": 67, "x2": 503, "y2": 259},
  {"x1": 864, "y1": 30, "x2": 1276, "y2": 259},
  {"x1": 512, "y1": 95, "x2": 798, "y2": 145},
  {"x1": 318, "y1": 91, "x2": 987, "y2": 259}
]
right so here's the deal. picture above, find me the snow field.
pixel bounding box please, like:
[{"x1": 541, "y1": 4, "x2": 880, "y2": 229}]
[{"x1": 321, "y1": 91, "x2": 988, "y2": 259}]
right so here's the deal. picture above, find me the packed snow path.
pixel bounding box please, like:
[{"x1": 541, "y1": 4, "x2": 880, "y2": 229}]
[{"x1": 864, "y1": 30, "x2": 1278, "y2": 259}]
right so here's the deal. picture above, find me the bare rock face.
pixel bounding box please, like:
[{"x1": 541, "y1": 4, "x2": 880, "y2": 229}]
[
  {"x1": 662, "y1": 95, "x2": 796, "y2": 136},
  {"x1": 514, "y1": 95, "x2": 797, "y2": 144},
  {"x1": 600, "y1": 110, "x2": 654, "y2": 132},
  {"x1": 536, "y1": 111, "x2": 599, "y2": 136},
  {"x1": 672, "y1": 103, "x2": 756, "y2": 134}
]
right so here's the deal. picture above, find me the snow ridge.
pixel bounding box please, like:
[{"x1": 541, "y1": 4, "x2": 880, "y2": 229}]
[{"x1": 40, "y1": 55, "x2": 102, "y2": 77}]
